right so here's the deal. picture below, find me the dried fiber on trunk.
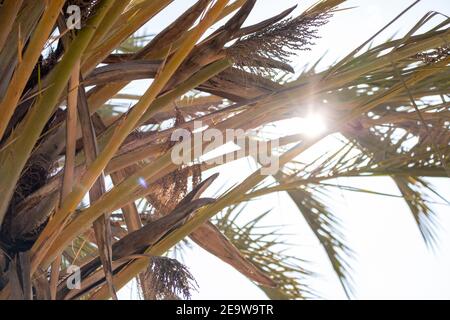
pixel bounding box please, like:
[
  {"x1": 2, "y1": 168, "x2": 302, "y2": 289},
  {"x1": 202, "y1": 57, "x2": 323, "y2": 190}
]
[
  {"x1": 147, "y1": 109, "x2": 202, "y2": 217},
  {"x1": 146, "y1": 165, "x2": 202, "y2": 218}
]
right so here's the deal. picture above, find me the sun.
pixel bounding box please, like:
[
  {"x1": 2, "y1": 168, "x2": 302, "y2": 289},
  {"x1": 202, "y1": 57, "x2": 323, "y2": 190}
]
[
  {"x1": 300, "y1": 114, "x2": 327, "y2": 137},
  {"x1": 274, "y1": 114, "x2": 327, "y2": 138}
]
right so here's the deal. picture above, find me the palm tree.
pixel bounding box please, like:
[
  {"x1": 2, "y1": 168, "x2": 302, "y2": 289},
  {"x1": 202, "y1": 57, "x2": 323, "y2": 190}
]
[{"x1": 0, "y1": 0, "x2": 448, "y2": 300}]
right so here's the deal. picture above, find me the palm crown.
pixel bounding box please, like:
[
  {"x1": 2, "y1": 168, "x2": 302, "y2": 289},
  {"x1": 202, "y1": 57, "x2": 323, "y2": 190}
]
[{"x1": 0, "y1": 0, "x2": 448, "y2": 300}]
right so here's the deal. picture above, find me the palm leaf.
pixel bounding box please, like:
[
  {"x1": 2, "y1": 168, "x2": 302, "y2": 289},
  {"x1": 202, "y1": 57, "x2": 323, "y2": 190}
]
[{"x1": 214, "y1": 205, "x2": 315, "y2": 299}]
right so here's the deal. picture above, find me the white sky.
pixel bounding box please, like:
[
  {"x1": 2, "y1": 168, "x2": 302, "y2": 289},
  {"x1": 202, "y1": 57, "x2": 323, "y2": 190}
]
[{"x1": 118, "y1": 0, "x2": 450, "y2": 300}]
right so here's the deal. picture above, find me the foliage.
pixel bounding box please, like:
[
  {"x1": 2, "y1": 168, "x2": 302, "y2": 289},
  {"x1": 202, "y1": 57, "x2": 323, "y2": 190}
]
[{"x1": 0, "y1": 0, "x2": 448, "y2": 300}]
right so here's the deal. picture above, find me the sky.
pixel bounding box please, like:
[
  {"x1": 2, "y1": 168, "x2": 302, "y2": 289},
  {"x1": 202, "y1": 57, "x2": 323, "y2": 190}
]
[{"x1": 118, "y1": 0, "x2": 450, "y2": 300}]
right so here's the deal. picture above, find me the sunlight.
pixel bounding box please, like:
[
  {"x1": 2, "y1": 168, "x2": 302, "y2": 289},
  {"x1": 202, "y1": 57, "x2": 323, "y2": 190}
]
[
  {"x1": 300, "y1": 114, "x2": 327, "y2": 137},
  {"x1": 270, "y1": 114, "x2": 328, "y2": 139}
]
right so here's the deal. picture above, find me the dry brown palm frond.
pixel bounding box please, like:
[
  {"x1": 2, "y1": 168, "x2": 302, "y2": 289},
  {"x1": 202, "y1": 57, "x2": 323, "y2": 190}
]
[{"x1": 57, "y1": 191, "x2": 216, "y2": 299}]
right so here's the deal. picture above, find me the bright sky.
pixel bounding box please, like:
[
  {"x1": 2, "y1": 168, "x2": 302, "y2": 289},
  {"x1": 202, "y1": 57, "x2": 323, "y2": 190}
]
[{"x1": 118, "y1": 0, "x2": 450, "y2": 300}]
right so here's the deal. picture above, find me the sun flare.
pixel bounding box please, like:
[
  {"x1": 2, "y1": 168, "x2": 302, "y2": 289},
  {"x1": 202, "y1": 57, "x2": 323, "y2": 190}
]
[
  {"x1": 276, "y1": 114, "x2": 327, "y2": 138},
  {"x1": 300, "y1": 114, "x2": 327, "y2": 137}
]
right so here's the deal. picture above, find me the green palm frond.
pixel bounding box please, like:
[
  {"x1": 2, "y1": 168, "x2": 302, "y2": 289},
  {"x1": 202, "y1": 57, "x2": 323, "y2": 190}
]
[
  {"x1": 392, "y1": 176, "x2": 443, "y2": 248},
  {"x1": 214, "y1": 205, "x2": 315, "y2": 299},
  {"x1": 276, "y1": 182, "x2": 354, "y2": 297}
]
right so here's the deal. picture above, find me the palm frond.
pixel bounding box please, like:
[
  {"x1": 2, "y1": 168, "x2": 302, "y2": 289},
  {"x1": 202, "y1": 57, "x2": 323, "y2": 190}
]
[
  {"x1": 214, "y1": 205, "x2": 315, "y2": 299},
  {"x1": 277, "y1": 182, "x2": 354, "y2": 297},
  {"x1": 0, "y1": 0, "x2": 449, "y2": 300}
]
